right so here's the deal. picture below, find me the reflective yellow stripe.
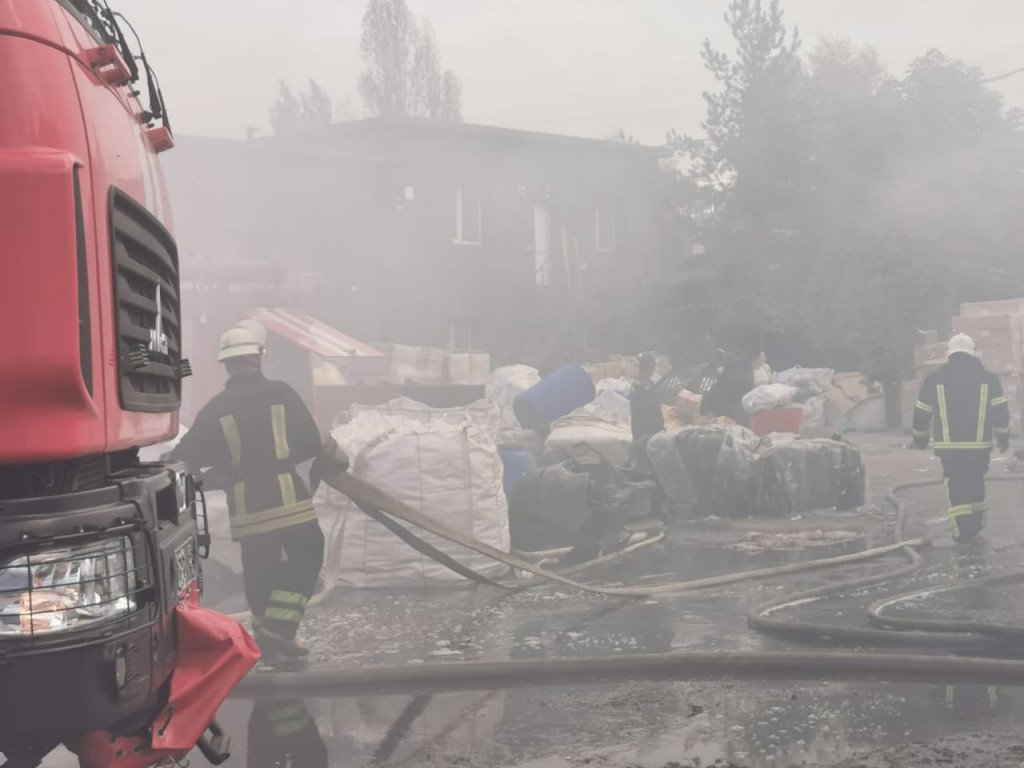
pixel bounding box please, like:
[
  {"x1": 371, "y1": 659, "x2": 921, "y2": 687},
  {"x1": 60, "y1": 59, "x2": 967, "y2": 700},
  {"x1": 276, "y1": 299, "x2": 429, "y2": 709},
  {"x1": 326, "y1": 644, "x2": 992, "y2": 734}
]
[
  {"x1": 229, "y1": 502, "x2": 317, "y2": 539},
  {"x1": 232, "y1": 481, "x2": 247, "y2": 516},
  {"x1": 914, "y1": 400, "x2": 934, "y2": 413},
  {"x1": 933, "y1": 442, "x2": 992, "y2": 450},
  {"x1": 977, "y1": 383, "x2": 989, "y2": 444},
  {"x1": 988, "y1": 686, "x2": 999, "y2": 708},
  {"x1": 945, "y1": 685, "x2": 954, "y2": 708},
  {"x1": 991, "y1": 396, "x2": 1008, "y2": 406},
  {"x1": 220, "y1": 415, "x2": 242, "y2": 466},
  {"x1": 267, "y1": 703, "x2": 306, "y2": 722},
  {"x1": 936, "y1": 385, "x2": 950, "y2": 443},
  {"x1": 912, "y1": 429, "x2": 930, "y2": 437},
  {"x1": 264, "y1": 606, "x2": 303, "y2": 624},
  {"x1": 272, "y1": 719, "x2": 309, "y2": 738},
  {"x1": 949, "y1": 504, "x2": 975, "y2": 518},
  {"x1": 271, "y1": 404, "x2": 290, "y2": 460},
  {"x1": 269, "y1": 589, "x2": 306, "y2": 606},
  {"x1": 278, "y1": 473, "x2": 297, "y2": 506}
]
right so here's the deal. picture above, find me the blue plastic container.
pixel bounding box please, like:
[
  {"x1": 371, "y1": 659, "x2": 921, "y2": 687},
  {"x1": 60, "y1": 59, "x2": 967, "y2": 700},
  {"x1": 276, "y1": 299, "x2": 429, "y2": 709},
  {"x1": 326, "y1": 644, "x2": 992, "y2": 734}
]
[
  {"x1": 498, "y1": 445, "x2": 532, "y2": 498},
  {"x1": 513, "y1": 362, "x2": 596, "y2": 431}
]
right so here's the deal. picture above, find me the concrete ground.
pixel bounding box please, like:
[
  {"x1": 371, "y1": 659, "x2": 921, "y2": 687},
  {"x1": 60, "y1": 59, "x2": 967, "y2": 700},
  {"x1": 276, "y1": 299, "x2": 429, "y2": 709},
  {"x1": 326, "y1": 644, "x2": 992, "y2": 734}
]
[{"x1": 40, "y1": 433, "x2": 1024, "y2": 767}]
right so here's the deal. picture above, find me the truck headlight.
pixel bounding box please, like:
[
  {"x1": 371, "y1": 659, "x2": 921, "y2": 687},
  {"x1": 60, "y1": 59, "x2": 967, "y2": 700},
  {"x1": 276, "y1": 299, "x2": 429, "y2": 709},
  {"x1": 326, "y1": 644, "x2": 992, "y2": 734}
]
[{"x1": 0, "y1": 537, "x2": 139, "y2": 636}]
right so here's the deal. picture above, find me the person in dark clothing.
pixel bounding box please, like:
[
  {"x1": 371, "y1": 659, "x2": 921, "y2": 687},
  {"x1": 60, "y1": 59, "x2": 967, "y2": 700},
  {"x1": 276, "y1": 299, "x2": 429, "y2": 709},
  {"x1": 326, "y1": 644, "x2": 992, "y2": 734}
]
[
  {"x1": 700, "y1": 349, "x2": 756, "y2": 427},
  {"x1": 246, "y1": 699, "x2": 327, "y2": 768},
  {"x1": 172, "y1": 326, "x2": 347, "y2": 667},
  {"x1": 913, "y1": 333, "x2": 1010, "y2": 543},
  {"x1": 631, "y1": 353, "x2": 665, "y2": 442}
]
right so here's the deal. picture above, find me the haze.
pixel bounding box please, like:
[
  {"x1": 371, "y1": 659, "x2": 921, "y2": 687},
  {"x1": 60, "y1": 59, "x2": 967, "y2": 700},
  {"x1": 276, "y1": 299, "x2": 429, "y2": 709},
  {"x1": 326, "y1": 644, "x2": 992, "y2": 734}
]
[{"x1": 118, "y1": 0, "x2": 1024, "y2": 143}]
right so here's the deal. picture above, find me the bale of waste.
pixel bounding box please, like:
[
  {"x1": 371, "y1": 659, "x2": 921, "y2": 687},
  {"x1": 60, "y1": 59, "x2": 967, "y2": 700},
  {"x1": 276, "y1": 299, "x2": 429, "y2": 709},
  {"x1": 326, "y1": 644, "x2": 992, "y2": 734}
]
[
  {"x1": 508, "y1": 460, "x2": 658, "y2": 559},
  {"x1": 754, "y1": 437, "x2": 865, "y2": 517},
  {"x1": 542, "y1": 409, "x2": 633, "y2": 466},
  {"x1": 647, "y1": 425, "x2": 761, "y2": 517},
  {"x1": 321, "y1": 412, "x2": 510, "y2": 588}
]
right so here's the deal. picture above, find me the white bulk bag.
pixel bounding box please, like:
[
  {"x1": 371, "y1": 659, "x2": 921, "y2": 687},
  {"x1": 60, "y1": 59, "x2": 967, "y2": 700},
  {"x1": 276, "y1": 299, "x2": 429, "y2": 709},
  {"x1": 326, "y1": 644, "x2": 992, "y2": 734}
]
[{"x1": 322, "y1": 420, "x2": 510, "y2": 588}]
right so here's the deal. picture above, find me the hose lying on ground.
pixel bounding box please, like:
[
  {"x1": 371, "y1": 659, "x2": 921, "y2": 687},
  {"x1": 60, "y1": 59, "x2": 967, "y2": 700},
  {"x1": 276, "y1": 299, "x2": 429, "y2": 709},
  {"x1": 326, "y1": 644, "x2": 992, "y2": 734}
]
[
  {"x1": 322, "y1": 471, "x2": 931, "y2": 599},
  {"x1": 746, "y1": 474, "x2": 1024, "y2": 648},
  {"x1": 233, "y1": 475, "x2": 1024, "y2": 696},
  {"x1": 233, "y1": 649, "x2": 1024, "y2": 698},
  {"x1": 868, "y1": 571, "x2": 1024, "y2": 640}
]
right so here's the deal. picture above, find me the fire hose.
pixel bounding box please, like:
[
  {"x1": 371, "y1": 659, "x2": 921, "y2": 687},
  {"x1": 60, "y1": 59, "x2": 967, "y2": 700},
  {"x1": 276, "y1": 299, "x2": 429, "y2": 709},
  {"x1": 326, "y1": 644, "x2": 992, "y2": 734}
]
[{"x1": 232, "y1": 472, "x2": 1024, "y2": 697}]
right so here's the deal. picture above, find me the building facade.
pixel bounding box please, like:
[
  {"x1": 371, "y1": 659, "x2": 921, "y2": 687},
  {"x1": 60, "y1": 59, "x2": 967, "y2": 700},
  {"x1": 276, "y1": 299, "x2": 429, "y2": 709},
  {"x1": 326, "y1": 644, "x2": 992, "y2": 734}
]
[{"x1": 164, "y1": 117, "x2": 672, "y2": 371}]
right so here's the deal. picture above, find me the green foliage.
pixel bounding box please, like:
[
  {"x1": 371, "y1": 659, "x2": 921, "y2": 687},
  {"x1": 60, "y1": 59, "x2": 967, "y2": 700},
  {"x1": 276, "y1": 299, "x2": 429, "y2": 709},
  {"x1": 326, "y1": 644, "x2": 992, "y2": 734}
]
[{"x1": 678, "y1": 0, "x2": 1024, "y2": 382}]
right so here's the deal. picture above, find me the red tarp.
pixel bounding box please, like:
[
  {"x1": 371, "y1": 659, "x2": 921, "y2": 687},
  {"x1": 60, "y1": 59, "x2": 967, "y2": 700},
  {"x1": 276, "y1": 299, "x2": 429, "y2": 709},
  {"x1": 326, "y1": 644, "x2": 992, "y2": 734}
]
[{"x1": 69, "y1": 605, "x2": 258, "y2": 768}]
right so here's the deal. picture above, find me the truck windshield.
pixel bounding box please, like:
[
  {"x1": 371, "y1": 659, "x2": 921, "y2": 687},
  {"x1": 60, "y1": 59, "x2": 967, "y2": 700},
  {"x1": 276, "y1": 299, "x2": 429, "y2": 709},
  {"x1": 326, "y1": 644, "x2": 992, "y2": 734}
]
[{"x1": 57, "y1": 0, "x2": 119, "y2": 46}]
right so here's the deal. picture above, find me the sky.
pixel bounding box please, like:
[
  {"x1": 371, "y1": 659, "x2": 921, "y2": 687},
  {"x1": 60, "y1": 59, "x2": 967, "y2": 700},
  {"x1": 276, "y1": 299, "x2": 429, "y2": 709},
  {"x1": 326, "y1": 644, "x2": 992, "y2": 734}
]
[{"x1": 117, "y1": 0, "x2": 1024, "y2": 145}]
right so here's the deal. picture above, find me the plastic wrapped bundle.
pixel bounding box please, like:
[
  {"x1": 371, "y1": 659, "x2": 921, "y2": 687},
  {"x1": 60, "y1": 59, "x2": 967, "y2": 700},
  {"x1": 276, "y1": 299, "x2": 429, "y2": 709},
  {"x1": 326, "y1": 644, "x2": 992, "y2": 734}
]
[
  {"x1": 755, "y1": 438, "x2": 865, "y2": 517},
  {"x1": 647, "y1": 425, "x2": 761, "y2": 516}
]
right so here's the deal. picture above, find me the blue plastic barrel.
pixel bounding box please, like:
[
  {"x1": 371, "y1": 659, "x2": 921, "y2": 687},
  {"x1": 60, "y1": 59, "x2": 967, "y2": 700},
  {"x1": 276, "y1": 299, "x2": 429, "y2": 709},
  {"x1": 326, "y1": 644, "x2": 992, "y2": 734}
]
[
  {"x1": 513, "y1": 362, "x2": 596, "y2": 431},
  {"x1": 498, "y1": 445, "x2": 532, "y2": 498}
]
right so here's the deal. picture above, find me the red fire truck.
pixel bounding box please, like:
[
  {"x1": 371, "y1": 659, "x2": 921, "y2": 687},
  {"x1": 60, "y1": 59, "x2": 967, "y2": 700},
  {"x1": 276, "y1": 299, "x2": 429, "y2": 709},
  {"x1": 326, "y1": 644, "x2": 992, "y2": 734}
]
[{"x1": 0, "y1": 1, "x2": 256, "y2": 766}]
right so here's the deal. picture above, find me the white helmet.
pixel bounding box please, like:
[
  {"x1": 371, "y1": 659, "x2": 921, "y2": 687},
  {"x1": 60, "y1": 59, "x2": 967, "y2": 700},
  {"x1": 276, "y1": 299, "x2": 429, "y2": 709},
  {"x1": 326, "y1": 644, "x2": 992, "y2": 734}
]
[
  {"x1": 218, "y1": 326, "x2": 265, "y2": 362},
  {"x1": 235, "y1": 318, "x2": 268, "y2": 347},
  {"x1": 947, "y1": 333, "x2": 977, "y2": 358}
]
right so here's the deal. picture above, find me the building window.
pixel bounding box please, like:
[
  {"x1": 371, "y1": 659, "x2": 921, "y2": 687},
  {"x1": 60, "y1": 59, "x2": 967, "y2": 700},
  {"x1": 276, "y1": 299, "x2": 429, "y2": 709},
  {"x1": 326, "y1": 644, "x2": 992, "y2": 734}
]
[
  {"x1": 454, "y1": 186, "x2": 482, "y2": 244},
  {"x1": 534, "y1": 203, "x2": 553, "y2": 287},
  {"x1": 595, "y1": 197, "x2": 616, "y2": 251}
]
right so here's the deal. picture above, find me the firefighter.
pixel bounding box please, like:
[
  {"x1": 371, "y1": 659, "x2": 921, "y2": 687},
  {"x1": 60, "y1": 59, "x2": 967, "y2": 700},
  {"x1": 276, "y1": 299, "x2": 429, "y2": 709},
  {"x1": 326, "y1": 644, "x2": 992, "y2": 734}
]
[
  {"x1": 172, "y1": 325, "x2": 348, "y2": 667},
  {"x1": 912, "y1": 333, "x2": 1010, "y2": 543}
]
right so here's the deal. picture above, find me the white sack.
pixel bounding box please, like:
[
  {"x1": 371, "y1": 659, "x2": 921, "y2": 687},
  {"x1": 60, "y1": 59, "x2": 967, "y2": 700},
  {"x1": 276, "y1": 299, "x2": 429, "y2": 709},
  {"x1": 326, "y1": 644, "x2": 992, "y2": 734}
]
[
  {"x1": 543, "y1": 408, "x2": 633, "y2": 466},
  {"x1": 322, "y1": 418, "x2": 510, "y2": 588},
  {"x1": 742, "y1": 383, "x2": 800, "y2": 414},
  {"x1": 349, "y1": 397, "x2": 502, "y2": 438},
  {"x1": 593, "y1": 377, "x2": 633, "y2": 424},
  {"x1": 775, "y1": 367, "x2": 836, "y2": 393},
  {"x1": 486, "y1": 365, "x2": 542, "y2": 435}
]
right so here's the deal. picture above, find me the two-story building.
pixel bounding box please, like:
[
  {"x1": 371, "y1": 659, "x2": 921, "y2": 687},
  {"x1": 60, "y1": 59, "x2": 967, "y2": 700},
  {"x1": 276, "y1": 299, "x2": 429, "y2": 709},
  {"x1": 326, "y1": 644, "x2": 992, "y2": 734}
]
[{"x1": 164, "y1": 116, "x2": 672, "y2": 373}]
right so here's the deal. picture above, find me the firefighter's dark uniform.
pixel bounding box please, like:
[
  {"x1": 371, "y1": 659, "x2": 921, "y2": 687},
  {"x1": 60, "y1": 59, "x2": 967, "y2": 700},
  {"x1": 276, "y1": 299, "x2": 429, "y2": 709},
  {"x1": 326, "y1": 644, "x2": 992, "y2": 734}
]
[
  {"x1": 913, "y1": 353, "x2": 1010, "y2": 542},
  {"x1": 247, "y1": 699, "x2": 327, "y2": 768},
  {"x1": 172, "y1": 371, "x2": 325, "y2": 648}
]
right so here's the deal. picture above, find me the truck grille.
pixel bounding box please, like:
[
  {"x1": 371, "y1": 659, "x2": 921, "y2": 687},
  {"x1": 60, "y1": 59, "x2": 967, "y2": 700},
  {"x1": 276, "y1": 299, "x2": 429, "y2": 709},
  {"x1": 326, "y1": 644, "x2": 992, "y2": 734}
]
[{"x1": 110, "y1": 189, "x2": 182, "y2": 413}]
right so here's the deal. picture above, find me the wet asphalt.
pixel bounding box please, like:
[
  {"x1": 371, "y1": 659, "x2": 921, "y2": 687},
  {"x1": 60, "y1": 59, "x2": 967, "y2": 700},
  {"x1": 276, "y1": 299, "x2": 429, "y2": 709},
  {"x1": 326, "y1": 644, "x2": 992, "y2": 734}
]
[{"x1": 40, "y1": 435, "x2": 1024, "y2": 767}]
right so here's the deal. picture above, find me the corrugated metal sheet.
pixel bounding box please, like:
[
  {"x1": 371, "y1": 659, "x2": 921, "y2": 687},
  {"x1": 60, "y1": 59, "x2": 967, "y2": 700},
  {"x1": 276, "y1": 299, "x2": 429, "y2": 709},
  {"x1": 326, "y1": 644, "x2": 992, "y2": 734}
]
[{"x1": 252, "y1": 307, "x2": 383, "y2": 359}]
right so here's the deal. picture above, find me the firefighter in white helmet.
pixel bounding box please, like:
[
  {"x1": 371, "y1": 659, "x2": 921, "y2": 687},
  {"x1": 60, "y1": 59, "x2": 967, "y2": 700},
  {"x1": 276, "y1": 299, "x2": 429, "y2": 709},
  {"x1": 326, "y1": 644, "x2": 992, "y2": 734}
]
[
  {"x1": 172, "y1": 325, "x2": 348, "y2": 668},
  {"x1": 912, "y1": 333, "x2": 1010, "y2": 543}
]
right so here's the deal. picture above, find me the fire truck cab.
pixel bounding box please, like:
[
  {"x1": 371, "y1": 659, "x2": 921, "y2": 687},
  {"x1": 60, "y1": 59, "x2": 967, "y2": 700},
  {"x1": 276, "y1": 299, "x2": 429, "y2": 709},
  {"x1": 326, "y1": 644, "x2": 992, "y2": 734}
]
[{"x1": 0, "y1": 2, "x2": 251, "y2": 765}]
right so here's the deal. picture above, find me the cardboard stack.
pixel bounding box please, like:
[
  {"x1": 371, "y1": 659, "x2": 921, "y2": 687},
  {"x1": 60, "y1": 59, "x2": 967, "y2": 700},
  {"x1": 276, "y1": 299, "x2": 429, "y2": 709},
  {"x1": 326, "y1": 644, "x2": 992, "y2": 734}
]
[
  {"x1": 904, "y1": 299, "x2": 1024, "y2": 434},
  {"x1": 953, "y1": 299, "x2": 1024, "y2": 435}
]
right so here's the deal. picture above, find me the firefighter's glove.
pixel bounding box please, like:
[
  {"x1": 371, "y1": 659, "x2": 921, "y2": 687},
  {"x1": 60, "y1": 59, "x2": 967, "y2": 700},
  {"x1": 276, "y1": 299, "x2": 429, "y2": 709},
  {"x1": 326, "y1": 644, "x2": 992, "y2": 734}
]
[
  {"x1": 310, "y1": 437, "x2": 349, "y2": 495},
  {"x1": 998, "y1": 434, "x2": 1010, "y2": 454},
  {"x1": 321, "y1": 436, "x2": 350, "y2": 474}
]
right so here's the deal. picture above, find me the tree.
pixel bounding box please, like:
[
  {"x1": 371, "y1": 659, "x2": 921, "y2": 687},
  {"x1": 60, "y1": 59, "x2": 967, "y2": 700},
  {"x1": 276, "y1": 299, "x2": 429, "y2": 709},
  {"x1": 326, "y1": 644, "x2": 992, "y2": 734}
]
[
  {"x1": 675, "y1": 0, "x2": 1024, "y2": 419},
  {"x1": 300, "y1": 79, "x2": 333, "y2": 131},
  {"x1": 269, "y1": 81, "x2": 302, "y2": 136},
  {"x1": 269, "y1": 79, "x2": 335, "y2": 135},
  {"x1": 358, "y1": 0, "x2": 463, "y2": 120}
]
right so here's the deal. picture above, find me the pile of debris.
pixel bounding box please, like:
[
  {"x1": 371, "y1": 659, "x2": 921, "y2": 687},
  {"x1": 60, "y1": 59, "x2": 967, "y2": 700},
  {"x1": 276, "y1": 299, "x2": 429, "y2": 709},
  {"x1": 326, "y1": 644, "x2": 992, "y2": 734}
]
[
  {"x1": 903, "y1": 298, "x2": 1024, "y2": 434},
  {"x1": 673, "y1": 366, "x2": 886, "y2": 435}
]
